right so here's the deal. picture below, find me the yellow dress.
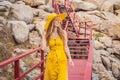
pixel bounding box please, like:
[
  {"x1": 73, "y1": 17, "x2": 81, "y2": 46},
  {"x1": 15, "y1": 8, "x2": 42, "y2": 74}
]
[{"x1": 44, "y1": 36, "x2": 68, "y2": 80}]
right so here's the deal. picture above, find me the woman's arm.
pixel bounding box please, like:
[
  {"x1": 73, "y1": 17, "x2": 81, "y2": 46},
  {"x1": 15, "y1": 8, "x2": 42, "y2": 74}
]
[
  {"x1": 63, "y1": 30, "x2": 74, "y2": 66},
  {"x1": 41, "y1": 31, "x2": 49, "y2": 55},
  {"x1": 41, "y1": 31, "x2": 46, "y2": 50}
]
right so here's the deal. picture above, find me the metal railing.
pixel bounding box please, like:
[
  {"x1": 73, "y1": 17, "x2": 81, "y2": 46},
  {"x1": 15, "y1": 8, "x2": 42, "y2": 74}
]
[{"x1": 0, "y1": 47, "x2": 45, "y2": 80}]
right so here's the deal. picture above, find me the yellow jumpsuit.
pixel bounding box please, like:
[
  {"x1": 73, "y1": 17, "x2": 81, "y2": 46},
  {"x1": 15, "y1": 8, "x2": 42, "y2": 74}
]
[{"x1": 44, "y1": 36, "x2": 68, "y2": 80}]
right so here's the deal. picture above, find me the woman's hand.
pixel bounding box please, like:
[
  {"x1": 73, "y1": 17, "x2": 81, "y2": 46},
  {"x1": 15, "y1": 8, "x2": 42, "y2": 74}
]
[{"x1": 69, "y1": 58, "x2": 74, "y2": 66}]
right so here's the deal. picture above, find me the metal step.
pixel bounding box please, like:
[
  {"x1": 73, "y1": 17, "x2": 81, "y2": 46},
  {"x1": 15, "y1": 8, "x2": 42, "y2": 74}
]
[
  {"x1": 69, "y1": 46, "x2": 89, "y2": 51},
  {"x1": 71, "y1": 53, "x2": 88, "y2": 57},
  {"x1": 70, "y1": 50, "x2": 88, "y2": 53},
  {"x1": 68, "y1": 43, "x2": 89, "y2": 46}
]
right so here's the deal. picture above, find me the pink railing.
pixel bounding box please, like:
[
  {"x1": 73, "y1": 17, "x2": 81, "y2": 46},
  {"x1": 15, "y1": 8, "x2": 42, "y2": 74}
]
[
  {"x1": 84, "y1": 21, "x2": 93, "y2": 80},
  {"x1": 52, "y1": 0, "x2": 60, "y2": 14},
  {"x1": 0, "y1": 47, "x2": 45, "y2": 80}
]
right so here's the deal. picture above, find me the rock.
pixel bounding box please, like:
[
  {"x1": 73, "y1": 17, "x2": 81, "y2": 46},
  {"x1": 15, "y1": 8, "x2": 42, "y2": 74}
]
[
  {"x1": 106, "y1": 23, "x2": 120, "y2": 39},
  {"x1": 97, "y1": 63, "x2": 106, "y2": 73},
  {"x1": 93, "y1": 49, "x2": 102, "y2": 63},
  {"x1": 101, "y1": 12, "x2": 120, "y2": 23},
  {"x1": 111, "y1": 62, "x2": 120, "y2": 78},
  {"x1": 0, "y1": 16, "x2": 7, "y2": 26},
  {"x1": 23, "y1": 0, "x2": 45, "y2": 6},
  {"x1": 45, "y1": 0, "x2": 52, "y2": 5},
  {"x1": 84, "y1": 0, "x2": 105, "y2": 9},
  {"x1": 98, "y1": 35, "x2": 112, "y2": 48},
  {"x1": 77, "y1": 11, "x2": 102, "y2": 27},
  {"x1": 14, "y1": 48, "x2": 29, "y2": 53},
  {"x1": 72, "y1": 0, "x2": 97, "y2": 11},
  {"x1": 33, "y1": 18, "x2": 46, "y2": 35},
  {"x1": 94, "y1": 40, "x2": 105, "y2": 49},
  {"x1": 0, "y1": 27, "x2": 2, "y2": 31},
  {"x1": 10, "y1": 4, "x2": 34, "y2": 24},
  {"x1": 92, "y1": 63, "x2": 107, "y2": 74},
  {"x1": 110, "y1": 24, "x2": 120, "y2": 39},
  {"x1": 8, "y1": 0, "x2": 16, "y2": 3},
  {"x1": 16, "y1": 1, "x2": 25, "y2": 5},
  {"x1": 107, "y1": 48, "x2": 114, "y2": 54},
  {"x1": 92, "y1": 73, "x2": 99, "y2": 80},
  {"x1": 93, "y1": 31, "x2": 104, "y2": 40},
  {"x1": 38, "y1": 9, "x2": 50, "y2": 20},
  {"x1": 112, "y1": 40, "x2": 120, "y2": 50},
  {"x1": 101, "y1": 0, "x2": 120, "y2": 13},
  {"x1": 0, "y1": 25, "x2": 14, "y2": 62},
  {"x1": 46, "y1": 0, "x2": 64, "y2": 5},
  {"x1": 0, "y1": 77, "x2": 8, "y2": 80},
  {"x1": 112, "y1": 40, "x2": 120, "y2": 58},
  {"x1": 109, "y1": 56, "x2": 120, "y2": 64},
  {"x1": 0, "y1": 1, "x2": 12, "y2": 11},
  {"x1": 8, "y1": 21, "x2": 29, "y2": 43},
  {"x1": 20, "y1": 59, "x2": 25, "y2": 69},
  {"x1": 98, "y1": 50, "x2": 109, "y2": 56},
  {"x1": 0, "y1": 0, "x2": 4, "y2": 1},
  {"x1": 29, "y1": 31, "x2": 41, "y2": 48},
  {"x1": 38, "y1": 5, "x2": 54, "y2": 13},
  {"x1": 33, "y1": 9, "x2": 50, "y2": 20},
  {"x1": 115, "y1": 9, "x2": 120, "y2": 17},
  {"x1": 98, "y1": 12, "x2": 120, "y2": 39},
  {"x1": 101, "y1": 0, "x2": 115, "y2": 13},
  {"x1": 92, "y1": 64, "x2": 98, "y2": 73},
  {"x1": 114, "y1": 2, "x2": 120, "y2": 10},
  {"x1": 101, "y1": 56, "x2": 111, "y2": 70},
  {"x1": 99, "y1": 71, "x2": 116, "y2": 80},
  {"x1": 27, "y1": 24, "x2": 35, "y2": 31}
]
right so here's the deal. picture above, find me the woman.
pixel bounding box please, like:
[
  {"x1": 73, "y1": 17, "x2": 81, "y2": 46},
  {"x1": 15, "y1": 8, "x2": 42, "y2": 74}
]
[{"x1": 42, "y1": 13, "x2": 74, "y2": 80}]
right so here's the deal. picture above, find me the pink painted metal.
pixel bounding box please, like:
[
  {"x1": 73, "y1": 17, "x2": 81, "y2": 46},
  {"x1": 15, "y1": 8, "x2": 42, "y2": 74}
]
[
  {"x1": 52, "y1": 0, "x2": 60, "y2": 14},
  {"x1": 68, "y1": 59, "x2": 87, "y2": 80},
  {"x1": 14, "y1": 60, "x2": 20, "y2": 79},
  {"x1": 0, "y1": 47, "x2": 45, "y2": 80},
  {"x1": 84, "y1": 21, "x2": 93, "y2": 80}
]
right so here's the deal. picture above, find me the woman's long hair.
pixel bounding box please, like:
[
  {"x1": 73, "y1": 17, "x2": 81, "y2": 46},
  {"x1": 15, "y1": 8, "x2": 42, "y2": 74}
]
[{"x1": 45, "y1": 17, "x2": 65, "y2": 46}]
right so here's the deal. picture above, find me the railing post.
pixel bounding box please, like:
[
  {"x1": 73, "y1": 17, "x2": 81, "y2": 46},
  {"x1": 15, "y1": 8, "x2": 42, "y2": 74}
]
[
  {"x1": 41, "y1": 50, "x2": 44, "y2": 80},
  {"x1": 14, "y1": 60, "x2": 20, "y2": 79},
  {"x1": 85, "y1": 22, "x2": 86, "y2": 39}
]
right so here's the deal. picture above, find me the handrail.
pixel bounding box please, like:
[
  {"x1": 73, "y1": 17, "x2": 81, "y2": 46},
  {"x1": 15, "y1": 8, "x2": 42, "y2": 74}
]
[
  {"x1": 84, "y1": 21, "x2": 93, "y2": 80},
  {"x1": 52, "y1": 0, "x2": 60, "y2": 14},
  {"x1": 0, "y1": 47, "x2": 45, "y2": 80},
  {"x1": 84, "y1": 39, "x2": 92, "y2": 80}
]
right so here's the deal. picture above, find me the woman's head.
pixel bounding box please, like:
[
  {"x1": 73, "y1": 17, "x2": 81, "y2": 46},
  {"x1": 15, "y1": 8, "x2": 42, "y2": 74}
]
[
  {"x1": 53, "y1": 17, "x2": 61, "y2": 27},
  {"x1": 44, "y1": 13, "x2": 67, "y2": 31},
  {"x1": 45, "y1": 16, "x2": 65, "y2": 46}
]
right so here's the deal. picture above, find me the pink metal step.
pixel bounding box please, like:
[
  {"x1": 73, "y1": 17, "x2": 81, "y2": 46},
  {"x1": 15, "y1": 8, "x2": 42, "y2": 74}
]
[{"x1": 68, "y1": 59, "x2": 87, "y2": 80}]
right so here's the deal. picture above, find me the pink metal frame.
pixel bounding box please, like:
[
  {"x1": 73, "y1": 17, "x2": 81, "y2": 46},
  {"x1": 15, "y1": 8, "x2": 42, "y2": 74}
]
[
  {"x1": 0, "y1": 47, "x2": 45, "y2": 80},
  {"x1": 52, "y1": 0, "x2": 60, "y2": 14},
  {"x1": 64, "y1": 0, "x2": 82, "y2": 37},
  {"x1": 84, "y1": 21, "x2": 93, "y2": 80}
]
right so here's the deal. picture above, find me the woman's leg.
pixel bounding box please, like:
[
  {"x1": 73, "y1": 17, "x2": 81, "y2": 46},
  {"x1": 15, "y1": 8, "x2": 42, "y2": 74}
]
[{"x1": 58, "y1": 61, "x2": 68, "y2": 80}]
